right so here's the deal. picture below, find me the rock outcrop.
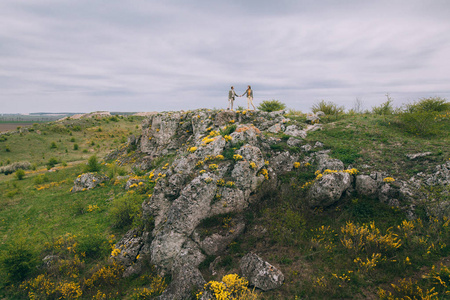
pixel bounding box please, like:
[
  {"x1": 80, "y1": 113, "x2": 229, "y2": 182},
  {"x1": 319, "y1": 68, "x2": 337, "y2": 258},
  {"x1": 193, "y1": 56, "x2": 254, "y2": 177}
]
[
  {"x1": 107, "y1": 108, "x2": 450, "y2": 295},
  {"x1": 71, "y1": 172, "x2": 109, "y2": 192},
  {"x1": 239, "y1": 253, "x2": 284, "y2": 291}
]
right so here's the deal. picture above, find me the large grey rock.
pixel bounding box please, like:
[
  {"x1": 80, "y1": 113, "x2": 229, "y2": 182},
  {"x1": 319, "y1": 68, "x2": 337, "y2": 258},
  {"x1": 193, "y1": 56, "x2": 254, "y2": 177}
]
[
  {"x1": 307, "y1": 172, "x2": 352, "y2": 207},
  {"x1": 355, "y1": 175, "x2": 378, "y2": 197},
  {"x1": 200, "y1": 221, "x2": 246, "y2": 255},
  {"x1": 267, "y1": 123, "x2": 284, "y2": 133},
  {"x1": 406, "y1": 152, "x2": 432, "y2": 160},
  {"x1": 72, "y1": 173, "x2": 109, "y2": 192},
  {"x1": 150, "y1": 175, "x2": 217, "y2": 272},
  {"x1": 239, "y1": 253, "x2": 284, "y2": 291},
  {"x1": 230, "y1": 124, "x2": 261, "y2": 146},
  {"x1": 158, "y1": 265, "x2": 206, "y2": 300},
  {"x1": 306, "y1": 114, "x2": 320, "y2": 123},
  {"x1": 270, "y1": 151, "x2": 299, "y2": 173},
  {"x1": 284, "y1": 125, "x2": 307, "y2": 138},
  {"x1": 287, "y1": 137, "x2": 302, "y2": 147},
  {"x1": 411, "y1": 162, "x2": 450, "y2": 186},
  {"x1": 316, "y1": 154, "x2": 344, "y2": 172}
]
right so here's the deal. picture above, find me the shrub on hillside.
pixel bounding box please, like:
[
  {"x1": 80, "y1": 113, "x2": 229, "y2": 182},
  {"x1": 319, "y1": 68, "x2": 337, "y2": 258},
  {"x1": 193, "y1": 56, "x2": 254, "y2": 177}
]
[
  {"x1": 1, "y1": 240, "x2": 38, "y2": 282},
  {"x1": 110, "y1": 194, "x2": 143, "y2": 229},
  {"x1": 257, "y1": 100, "x2": 286, "y2": 112},
  {"x1": 106, "y1": 163, "x2": 127, "y2": 179},
  {"x1": 403, "y1": 97, "x2": 449, "y2": 113},
  {"x1": 47, "y1": 157, "x2": 58, "y2": 169},
  {"x1": 372, "y1": 99, "x2": 395, "y2": 115},
  {"x1": 311, "y1": 100, "x2": 344, "y2": 115},
  {"x1": 84, "y1": 155, "x2": 101, "y2": 173},
  {"x1": 397, "y1": 111, "x2": 443, "y2": 137},
  {"x1": 76, "y1": 234, "x2": 109, "y2": 259},
  {"x1": 15, "y1": 169, "x2": 25, "y2": 180}
]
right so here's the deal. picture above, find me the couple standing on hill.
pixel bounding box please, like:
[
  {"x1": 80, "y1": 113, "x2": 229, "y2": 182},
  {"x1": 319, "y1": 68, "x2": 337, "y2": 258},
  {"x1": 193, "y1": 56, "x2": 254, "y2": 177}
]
[{"x1": 228, "y1": 85, "x2": 256, "y2": 111}]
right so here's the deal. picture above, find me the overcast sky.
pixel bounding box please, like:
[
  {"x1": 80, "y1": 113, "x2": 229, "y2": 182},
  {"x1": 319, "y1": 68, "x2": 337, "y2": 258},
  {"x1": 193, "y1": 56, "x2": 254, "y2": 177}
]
[{"x1": 1, "y1": 0, "x2": 450, "y2": 114}]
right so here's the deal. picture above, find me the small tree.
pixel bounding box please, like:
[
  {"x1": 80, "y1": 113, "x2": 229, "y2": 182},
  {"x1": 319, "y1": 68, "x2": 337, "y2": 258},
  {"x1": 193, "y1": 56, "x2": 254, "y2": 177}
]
[
  {"x1": 257, "y1": 100, "x2": 286, "y2": 112},
  {"x1": 15, "y1": 169, "x2": 25, "y2": 180},
  {"x1": 84, "y1": 155, "x2": 101, "y2": 173}
]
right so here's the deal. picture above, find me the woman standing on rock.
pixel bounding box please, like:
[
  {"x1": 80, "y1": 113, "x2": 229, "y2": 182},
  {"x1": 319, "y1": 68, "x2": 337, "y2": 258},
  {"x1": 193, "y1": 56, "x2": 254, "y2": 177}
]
[{"x1": 241, "y1": 85, "x2": 255, "y2": 111}]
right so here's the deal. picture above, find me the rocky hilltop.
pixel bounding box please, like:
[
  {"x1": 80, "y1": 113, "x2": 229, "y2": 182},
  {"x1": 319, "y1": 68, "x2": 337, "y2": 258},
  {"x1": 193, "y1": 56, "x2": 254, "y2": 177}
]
[{"x1": 85, "y1": 109, "x2": 450, "y2": 299}]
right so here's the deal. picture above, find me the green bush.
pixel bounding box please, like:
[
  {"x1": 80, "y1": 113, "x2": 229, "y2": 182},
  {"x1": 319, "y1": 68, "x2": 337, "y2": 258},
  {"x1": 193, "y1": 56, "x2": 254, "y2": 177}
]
[
  {"x1": 372, "y1": 99, "x2": 394, "y2": 115},
  {"x1": 47, "y1": 157, "x2": 58, "y2": 169},
  {"x1": 1, "y1": 240, "x2": 38, "y2": 282},
  {"x1": 107, "y1": 163, "x2": 127, "y2": 179},
  {"x1": 15, "y1": 169, "x2": 25, "y2": 180},
  {"x1": 311, "y1": 100, "x2": 344, "y2": 115},
  {"x1": 397, "y1": 111, "x2": 442, "y2": 137},
  {"x1": 73, "y1": 143, "x2": 79, "y2": 150},
  {"x1": 50, "y1": 141, "x2": 57, "y2": 149},
  {"x1": 403, "y1": 97, "x2": 449, "y2": 113},
  {"x1": 34, "y1": 174, "x2": 50, "y2": 185},
  {"x1": 84, "y1": 155, "x2": 101, "y2": 173},
  {"x1": 257, "y1": 100, "x2": 286, "y2": 112},
  {"x1": 76, "y1": 234, "x2": 109, "y2": 259},
  {"x1": 110, "y1": 194, "x2": 143, "y2": 229}
]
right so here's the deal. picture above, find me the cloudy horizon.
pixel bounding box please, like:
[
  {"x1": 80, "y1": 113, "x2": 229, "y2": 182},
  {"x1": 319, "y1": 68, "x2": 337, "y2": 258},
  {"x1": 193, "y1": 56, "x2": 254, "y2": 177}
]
[{"x1": 1, "y1": 0, "x2": 450, "y2": 114}]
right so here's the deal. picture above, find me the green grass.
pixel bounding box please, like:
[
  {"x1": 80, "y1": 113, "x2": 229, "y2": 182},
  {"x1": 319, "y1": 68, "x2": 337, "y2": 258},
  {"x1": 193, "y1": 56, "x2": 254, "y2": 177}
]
[
  {"x1": 306, "y1": 113, "x2": 450, "y2": 179},
  {"x1": 0, "y1": 116, "x2": 142, "y2": 174}
]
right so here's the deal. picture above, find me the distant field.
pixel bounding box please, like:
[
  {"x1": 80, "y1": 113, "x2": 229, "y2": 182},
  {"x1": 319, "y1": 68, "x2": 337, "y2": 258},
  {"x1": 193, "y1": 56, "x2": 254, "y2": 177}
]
[{"x1": 0, "y1": 123, "x2": 35, "y2": 133}]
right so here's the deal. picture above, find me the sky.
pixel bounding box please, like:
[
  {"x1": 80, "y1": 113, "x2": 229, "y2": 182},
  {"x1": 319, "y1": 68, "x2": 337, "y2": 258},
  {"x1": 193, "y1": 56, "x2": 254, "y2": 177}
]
[{"x1": 1, "y1": 0, "x2": 450, "y2": 114}]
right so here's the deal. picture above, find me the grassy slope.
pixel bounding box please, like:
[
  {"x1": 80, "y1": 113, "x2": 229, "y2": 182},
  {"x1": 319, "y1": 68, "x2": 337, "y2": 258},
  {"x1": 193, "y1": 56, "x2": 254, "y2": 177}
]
[{"x1": 0, "y1": 112, "x2": 449, "y2": 299}]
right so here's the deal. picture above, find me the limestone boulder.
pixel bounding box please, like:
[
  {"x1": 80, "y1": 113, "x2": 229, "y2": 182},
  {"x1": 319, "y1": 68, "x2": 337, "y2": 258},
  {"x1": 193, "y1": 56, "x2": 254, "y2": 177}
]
[
  {"x1": 72, "y1": 173, "x2": 108, "y2": 192},
  {"x1": 307, "y1": 172, "x2": 352, "y2": 207},
  {"x1": 267, "y1": 123, "x2": 284, "y2": 133},
  {"x1": 239, "y1": 253, "x2": 284, "y2": 291},
  {"x1": 287, "y1": 137, "x2": 302, "y2": 147},
  {"x1": 284, "y1": 125, "x2": 307, "y2": 138},
  {"x1": 157, "y1": 265, "x2": 206, "y2": 300},
  {"x1": 316, "y1": 154, "x2": 344, "y2": 172},
  {"x1": 355, "y1": 175, "x2": 378, "y2": 197}
]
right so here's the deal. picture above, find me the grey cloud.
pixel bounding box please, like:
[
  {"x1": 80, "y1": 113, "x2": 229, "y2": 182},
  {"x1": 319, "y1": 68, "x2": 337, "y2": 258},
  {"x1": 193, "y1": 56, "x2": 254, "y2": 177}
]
[{"x1": 1, "y1": 1, "x2": 450, "y2": 113}]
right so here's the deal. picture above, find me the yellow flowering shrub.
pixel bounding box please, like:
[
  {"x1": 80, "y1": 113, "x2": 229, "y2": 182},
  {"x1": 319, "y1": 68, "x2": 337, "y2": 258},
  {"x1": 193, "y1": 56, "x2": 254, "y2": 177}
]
[
  {"x1": 87, "y1": 204, "x2": 99, "y2": 212},
  {"x1": 341, "y1": 221, "x2": 402, "y2": 255},
  {"x1": 293, "y1": 162, "x2": 301, "y2": 169},
  {"x1": 189, "y1": 147, "x2": 198, "y2": 153},
  {"x1": 209, "y1": 130, "x2": 220, "y2": 137},
  {"x1": 233, "y1": 154, "x2": 243, "y2": 161},
  {"x1": 216, "y1": 154, "x2": 225, "y2": 160},
  {"x1": 20, "y1": 275, "x2": 83, "y2": 299},
  {"x1": 84, "y1": 262, "x2": 124, "y2": 288},
  {"x1": 209, "y1": 164, "x2": 218, "y2": 171},
  {"x1": 202, "y1": 137, "x2": 215, "y2": 145},
  {"x1": 225, "y1": 181, "x2": 236, "y2": 188},
  {"x1": 383, "y1": 177, "x2": 395, "y2": 183},
  {"x1": 198, "y1": 274, "x2": 258, "y2": 300},
  {"x1": 258, "y1": 169, "x2": 269, "y2": 180},
  {"x1": 378, "y1": 278, "x2": 438, "y2": 300},
  {"x1": 217, "y1": 179, "x2": 225, "y2": 186},
  {"x1": 224, "y1": 135, "x2": 232, "y2": 142},
  {"x1": 129, "y1": 275, "x2": 167, "y2": 299}
]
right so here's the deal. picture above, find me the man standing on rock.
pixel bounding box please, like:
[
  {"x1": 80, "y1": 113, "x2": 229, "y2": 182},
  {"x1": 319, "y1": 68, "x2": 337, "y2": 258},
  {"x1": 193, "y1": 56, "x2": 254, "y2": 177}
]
[
  {"x1": 228, "y1": 86, "x2": 239, "y2": 111},
  {"x1": 242, "y1": 85, "x2": 256, "y2": 110}
]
